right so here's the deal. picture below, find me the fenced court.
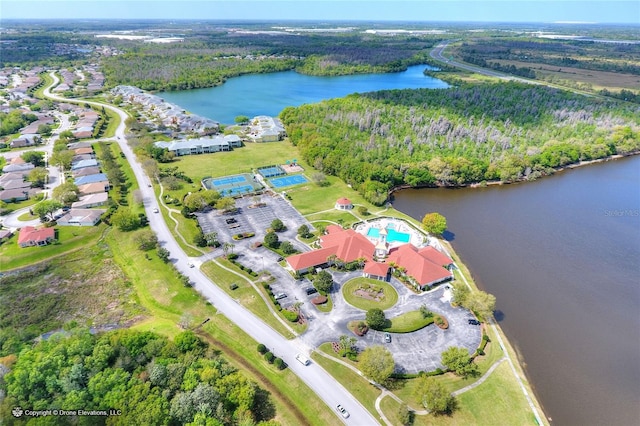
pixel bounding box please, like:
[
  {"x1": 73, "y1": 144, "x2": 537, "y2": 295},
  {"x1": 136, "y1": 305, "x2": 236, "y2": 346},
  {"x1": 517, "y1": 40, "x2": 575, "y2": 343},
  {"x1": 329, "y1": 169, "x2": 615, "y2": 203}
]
[
  {"x1": 202, "y1": 173, "x2": 263, "y2": 197},
  {"x1": 269, "y1": 174, "x2": 309, "y2": 188},
  {"x1": 258, "y1": 165, "x2": 286, "y2": 178}
]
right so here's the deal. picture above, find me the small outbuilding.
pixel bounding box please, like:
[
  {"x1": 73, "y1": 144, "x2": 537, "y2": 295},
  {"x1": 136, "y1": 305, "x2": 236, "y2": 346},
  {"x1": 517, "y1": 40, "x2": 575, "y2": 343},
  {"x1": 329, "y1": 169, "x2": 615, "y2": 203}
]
[{"x1": 335, "y1": 197, "x2": 353, "y2": 210}]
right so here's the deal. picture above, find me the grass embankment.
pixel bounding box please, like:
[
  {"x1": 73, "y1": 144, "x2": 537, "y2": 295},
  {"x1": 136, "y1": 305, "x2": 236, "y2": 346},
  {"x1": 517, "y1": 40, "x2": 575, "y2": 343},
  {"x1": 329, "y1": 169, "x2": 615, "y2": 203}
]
[
  {"x1": 0, "y1": 243, "x2": 145, "y2": 341},
  {"x1": 384, "y1": 310, "x2": 434, "y2": 333},
  {"x1": 342, "y1": 278, "x2": 399, "y2": 311},
  {"x1": 200, "y1": 260, "x2": 299, "y2": 338},
  {"x1": 311, "y1": 348, "x2": 382, "y2": 419},
  {"x1": 108, "y1": 228, "x2": 336, "y2": 426}
]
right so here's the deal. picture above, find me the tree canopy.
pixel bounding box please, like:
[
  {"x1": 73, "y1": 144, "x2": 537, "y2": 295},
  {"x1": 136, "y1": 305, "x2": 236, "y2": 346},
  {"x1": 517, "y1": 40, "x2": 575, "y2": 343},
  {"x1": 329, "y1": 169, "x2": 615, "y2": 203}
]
[
  {"x1": 366, "y1": 308, "x2": 387, "y2": 330},
  {"x1": 0, "y1": 329, "x2": 276, "y2": 425},
  {"x1": 422, "y1": 212, "x2": 447, "y2": 236},
  {"x1": 414, "y1": 376, "x2": 456, "y2": 415},
  {"x1": 313, "y1": 271, "x2": 333, "y2": 293},
  {"x1": 280, "y1": 82, "x2": 640, "y2": 205},
  {"x1": 441, "y1": 346, "x2": 478, "y2": 378},
  {"x1": 359, "y1": 345, "x2": 395, "y2": 384}
]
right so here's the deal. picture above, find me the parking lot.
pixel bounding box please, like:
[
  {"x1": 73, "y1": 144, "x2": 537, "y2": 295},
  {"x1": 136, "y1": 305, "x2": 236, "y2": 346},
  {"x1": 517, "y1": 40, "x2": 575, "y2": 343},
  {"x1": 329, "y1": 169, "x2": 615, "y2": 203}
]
[{"x1": 195, "y1": 193, "x2": 311, "y2": 245}]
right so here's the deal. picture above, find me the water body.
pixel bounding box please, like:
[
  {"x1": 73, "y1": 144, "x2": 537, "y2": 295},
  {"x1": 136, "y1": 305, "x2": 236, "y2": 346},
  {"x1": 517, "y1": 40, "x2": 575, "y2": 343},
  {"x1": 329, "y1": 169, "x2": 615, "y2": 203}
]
[
  {"x1": 393, "y1": 156, "x2": 640, "y2": 426},
  {"x1": 159, "y1": 65, "x2": 448, "y2": 124}
]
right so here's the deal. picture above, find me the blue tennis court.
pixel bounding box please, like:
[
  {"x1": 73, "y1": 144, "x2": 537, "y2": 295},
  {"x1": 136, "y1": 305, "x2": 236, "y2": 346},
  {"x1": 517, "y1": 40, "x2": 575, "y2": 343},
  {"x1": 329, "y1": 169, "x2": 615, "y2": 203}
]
[
  {"x1": 211, "y1": 175, "x2": 247, "y2": 186},
  {"x1": 258, "y1": 166, "x2": 285, "y2": 178},
  {"x1": 202, "y1": 173, "x2": 263, "y2": 195},
  {"x1": 269, "y1": 175, "x2": 309, "y2": 188},
  {"x1": 219, "y1": 185, "x2": 255, "y2": 197}
]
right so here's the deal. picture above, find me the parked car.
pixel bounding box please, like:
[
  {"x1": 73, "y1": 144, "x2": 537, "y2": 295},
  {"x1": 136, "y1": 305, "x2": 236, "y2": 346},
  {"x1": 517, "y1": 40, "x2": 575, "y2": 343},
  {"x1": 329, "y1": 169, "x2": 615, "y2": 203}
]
[
  {"x1": 296, "y1": 353, "x2": 310, "y2": 366},
  {"x1": 468, "y1": 319, "x2": 481, "y2": 325},
  {"x1": 305, "y1": 287, "x2": 318, "y2": 295},
  {"x1": 275, "y1": 293, "x2": 287, "y2": 300},
  {"x1": 384, "y1": 333, "x2": 392, "y2": 343},
  {"x1": 153, "y1": 208, "x2": 159, "y2": 213},
  {"x1": 336, "y1": 405, "x2": 350, "y2": 419}
]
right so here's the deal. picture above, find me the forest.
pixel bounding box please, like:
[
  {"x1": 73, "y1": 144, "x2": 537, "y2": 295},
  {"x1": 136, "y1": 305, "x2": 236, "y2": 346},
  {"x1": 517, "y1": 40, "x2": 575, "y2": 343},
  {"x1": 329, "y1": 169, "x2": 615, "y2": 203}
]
[
  {"x1": 280, "y1": 82, "x2": 640, "y2": 205},
  {"x1": 0, "y1": 329, "x2": 279, "y2": 426},
  {"x1": 99, "y1": 32, "x2": 436, "y2": 91}
]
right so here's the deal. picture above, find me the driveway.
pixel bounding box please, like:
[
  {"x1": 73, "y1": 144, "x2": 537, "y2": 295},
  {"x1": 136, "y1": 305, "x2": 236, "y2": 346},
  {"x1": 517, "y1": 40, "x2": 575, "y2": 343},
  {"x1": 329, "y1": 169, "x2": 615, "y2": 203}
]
[{"x1": 300, "y1": 272, "x2": 482, "y2": 374}]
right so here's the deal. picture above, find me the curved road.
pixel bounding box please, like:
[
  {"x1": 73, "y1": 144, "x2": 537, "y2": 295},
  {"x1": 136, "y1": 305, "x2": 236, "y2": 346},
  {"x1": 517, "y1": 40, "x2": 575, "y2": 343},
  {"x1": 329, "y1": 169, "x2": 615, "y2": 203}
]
[{"x1": 42, "y1": 73, "x2": 379, "y2": 425}]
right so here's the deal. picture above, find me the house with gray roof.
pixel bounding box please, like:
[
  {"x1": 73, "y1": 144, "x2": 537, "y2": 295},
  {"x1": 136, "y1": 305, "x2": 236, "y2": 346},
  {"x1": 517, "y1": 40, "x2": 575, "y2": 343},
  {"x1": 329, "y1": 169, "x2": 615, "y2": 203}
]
[
  {"x1": 57, "y1": 209, "x2": 106, "y2": 226},
  {"x1": 71, "y1": 192, "x2": 109, "y2": 209},
  {"x1": 71, "y1": 159, "x2": 98, "y2": 170}
]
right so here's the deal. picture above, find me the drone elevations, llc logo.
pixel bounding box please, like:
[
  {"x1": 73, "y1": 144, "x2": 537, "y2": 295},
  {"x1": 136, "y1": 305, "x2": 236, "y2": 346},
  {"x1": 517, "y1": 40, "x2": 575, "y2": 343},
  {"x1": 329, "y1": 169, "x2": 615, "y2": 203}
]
[{"x1": 12, "y1": 407, "x2": 24, "y2": 418}]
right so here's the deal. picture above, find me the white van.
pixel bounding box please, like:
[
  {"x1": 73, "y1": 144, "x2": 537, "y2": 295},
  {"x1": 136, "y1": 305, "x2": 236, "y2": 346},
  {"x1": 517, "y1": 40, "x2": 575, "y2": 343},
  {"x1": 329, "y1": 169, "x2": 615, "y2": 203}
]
[{"x1": 296, "y1": 353, "x2": 310, "y2": 366}]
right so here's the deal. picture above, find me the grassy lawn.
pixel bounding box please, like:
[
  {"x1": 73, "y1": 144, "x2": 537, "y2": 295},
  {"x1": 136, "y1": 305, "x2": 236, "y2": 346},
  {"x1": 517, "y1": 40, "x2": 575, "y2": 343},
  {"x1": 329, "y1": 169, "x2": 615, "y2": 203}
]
[
  {"x1": 0, "y1": 224, "x2": 106, "y2": 271},
  {"x1": 0, "y1": 243, "x2": 145, "y2": 341},
  {"x1": 1, "y1": 196, "x2": 40, "y2": 213},
  {"x1": 106, "y1": 228, "x2": 336, "y2": 426},
  {"x1": 379, "y1": 395, "x2": 405, "y2": 425},
  {"x1": 409, "y1": 363, "x2": 536, "y2": 426},
  {"x1": 169, "y1": 141, "x2": 305, "y2": 183},
  {"x1": 342, "y1": 278, "x2": 399, "y2": 311},
  {"x1": 305, "y1": 209, "x2": 360, "y2": 227},
  {"x1": 17, "y1": 211, "x2": 38, "y2": 221},
  {"x1": 314, "y1": 294, "x2": 333, "y2": 312},
  {"x1": 200, "y1": 260, "x2": 297, "y2": 339},
  {"x1": 383, "y1": 310, "x2": 434, "y2": 333},
  {"x1": 311, "y1": 349, "x2": 382, "y2": 419},
  {"x1": 287, "y1": 175, "x2": 378, "y2": 216}
]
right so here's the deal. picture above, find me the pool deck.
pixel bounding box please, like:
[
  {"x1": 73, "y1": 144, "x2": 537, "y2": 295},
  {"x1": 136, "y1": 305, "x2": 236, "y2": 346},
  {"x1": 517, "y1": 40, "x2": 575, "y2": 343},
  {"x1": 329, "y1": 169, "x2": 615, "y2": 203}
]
[{"x1": 355, "y1": 217, "x2": 427, "y2": 248}]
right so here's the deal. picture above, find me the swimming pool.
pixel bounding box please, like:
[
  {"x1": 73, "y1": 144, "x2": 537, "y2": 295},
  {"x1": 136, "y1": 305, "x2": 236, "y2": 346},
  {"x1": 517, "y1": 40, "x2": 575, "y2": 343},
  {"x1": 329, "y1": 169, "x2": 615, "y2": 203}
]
[{"x1": 367, "y1": 226, "x2": 411, "y2": 243}]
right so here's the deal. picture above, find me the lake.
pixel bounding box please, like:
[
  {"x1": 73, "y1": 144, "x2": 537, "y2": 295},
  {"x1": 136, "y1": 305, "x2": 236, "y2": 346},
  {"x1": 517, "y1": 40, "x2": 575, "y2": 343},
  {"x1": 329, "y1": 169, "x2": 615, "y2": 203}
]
[
  {"x1": 158, "y1": 66, "x2": 639, "y2": 424},
  {"x1": 393, "y1": 156, "x2": 640, "y2": 426},
  {"x1": 159, "y1": 64, "x2": 448, "y2": 124}
]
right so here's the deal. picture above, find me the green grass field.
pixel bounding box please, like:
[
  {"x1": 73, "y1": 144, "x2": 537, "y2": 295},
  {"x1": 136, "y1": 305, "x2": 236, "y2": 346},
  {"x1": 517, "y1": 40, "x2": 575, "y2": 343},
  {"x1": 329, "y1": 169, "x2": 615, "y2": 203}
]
[
  {"x1": 342, "y1": 278, "x2": 399, "y2": 311},
  {"x1": 0, "y1": 225, "x2": 106, "y2": 271},
  {"x1": 169, "y1": 142, "x2": 305, "y2": 183},
  {"x1": 200, "y1": 260, "x2": 298, "y2": 338},
  {"x1": 383, "y1": 309, "x2": 434, "y2": 333}
]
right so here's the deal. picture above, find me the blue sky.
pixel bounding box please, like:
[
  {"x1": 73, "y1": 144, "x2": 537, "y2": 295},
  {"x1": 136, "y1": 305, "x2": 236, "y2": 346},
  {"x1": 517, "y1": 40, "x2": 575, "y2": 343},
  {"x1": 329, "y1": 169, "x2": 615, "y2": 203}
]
[{"x1": 2, "y1": 0, "x2": 639, "y2": 23}]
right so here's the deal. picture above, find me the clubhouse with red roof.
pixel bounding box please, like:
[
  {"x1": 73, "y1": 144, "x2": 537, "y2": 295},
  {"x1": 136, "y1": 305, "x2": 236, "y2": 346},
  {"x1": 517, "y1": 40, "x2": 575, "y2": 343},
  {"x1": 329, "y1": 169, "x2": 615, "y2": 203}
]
[{"x1": 286, "y1": 218, "x2": 453, "y2": 290}]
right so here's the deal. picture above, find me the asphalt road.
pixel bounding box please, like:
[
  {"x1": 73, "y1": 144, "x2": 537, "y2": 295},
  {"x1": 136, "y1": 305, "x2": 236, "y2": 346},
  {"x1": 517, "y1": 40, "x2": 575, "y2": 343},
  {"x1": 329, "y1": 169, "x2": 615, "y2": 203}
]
[{"x1": 42, "y1": 74, "x2": 379, "y2": 426}]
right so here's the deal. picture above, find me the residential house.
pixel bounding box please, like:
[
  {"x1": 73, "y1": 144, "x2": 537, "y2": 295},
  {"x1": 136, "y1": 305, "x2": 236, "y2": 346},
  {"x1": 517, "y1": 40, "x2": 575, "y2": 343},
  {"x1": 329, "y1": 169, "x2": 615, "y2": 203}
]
[
  {"x1": 74, "y1": 173, "x2": 109, "y2": 186},
  {"x1": 71, "y1": 159, "x2": 98, "y2": 170},
  {"x1": 9, "y1": 133, "x2": 41, "y2": 148},
  {"x1": 72, "y1": 166, "x2": 101, "y2": 177},
  {"x1": 57, "y1": 209, "x2": 105, "y2": 226},
  {"x1": 78, "y1": 182, "x2": 109, "y2": 195},
  {"x1": 71, "y1": 192, "x2": 109, "y2": 209},
  {"x1": 0, "y1": 229, "x2": 13, "y2": 244},
  {"x1": 18, "y1": 226, "x2": 55, "y2": 247},
  {"x1": 0, "y1": 188, "x2": 39, "y2": 202},
  {"x1": 2, "y1": 162, "x2": 34, "y2": 173}
]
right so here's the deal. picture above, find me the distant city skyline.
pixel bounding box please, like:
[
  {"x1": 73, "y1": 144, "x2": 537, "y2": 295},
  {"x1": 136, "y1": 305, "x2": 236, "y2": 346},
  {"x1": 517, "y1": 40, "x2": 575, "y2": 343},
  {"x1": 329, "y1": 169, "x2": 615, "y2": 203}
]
[{"x1": 2, "y1": 0, "x2": 639, "y2": 24}]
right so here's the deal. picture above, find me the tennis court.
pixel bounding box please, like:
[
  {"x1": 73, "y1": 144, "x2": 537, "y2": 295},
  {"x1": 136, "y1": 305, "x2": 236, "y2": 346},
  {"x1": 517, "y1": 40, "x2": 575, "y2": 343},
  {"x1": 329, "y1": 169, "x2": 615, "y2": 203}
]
[
  {"x1": 269, "y1": 175, "x2": 309, "y2": 188},
  {"x1": 211, "y1": 175, "x2": 247, "y2": 186},
  {"x1": 258, "y1": 165, "x2": 286, "y2": 178},
  {"x1": 202, "y1": 173, "x2": 263, "y2": 196}
]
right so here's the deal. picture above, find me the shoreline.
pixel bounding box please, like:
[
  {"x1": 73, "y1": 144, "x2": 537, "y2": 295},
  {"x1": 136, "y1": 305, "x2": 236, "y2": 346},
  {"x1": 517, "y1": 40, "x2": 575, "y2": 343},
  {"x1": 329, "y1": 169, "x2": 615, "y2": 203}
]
[
  {"x1": 438, "y1": 238, "x2": 550, "y2": 424},
  {"x1": 389, "y1": 150, "x2": 640, "y2": 196}
]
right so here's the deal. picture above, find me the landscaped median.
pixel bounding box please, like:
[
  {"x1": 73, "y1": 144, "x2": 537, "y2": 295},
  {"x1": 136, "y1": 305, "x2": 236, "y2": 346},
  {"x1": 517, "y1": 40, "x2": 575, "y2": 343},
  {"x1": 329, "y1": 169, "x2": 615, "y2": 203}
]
[{"x1": 342, "y1": 277, "x2": 398, "y2": 311}]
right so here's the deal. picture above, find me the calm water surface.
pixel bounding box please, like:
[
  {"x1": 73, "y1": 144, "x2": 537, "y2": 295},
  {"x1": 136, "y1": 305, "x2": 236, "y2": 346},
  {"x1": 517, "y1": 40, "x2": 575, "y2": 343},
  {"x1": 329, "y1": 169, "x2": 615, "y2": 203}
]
[
  {"x1": 159, "y1": 65, "x2": 448, "y2": 124},
  {"x1": 393, "y1": 156, "x2": 640, "y2": 426}
]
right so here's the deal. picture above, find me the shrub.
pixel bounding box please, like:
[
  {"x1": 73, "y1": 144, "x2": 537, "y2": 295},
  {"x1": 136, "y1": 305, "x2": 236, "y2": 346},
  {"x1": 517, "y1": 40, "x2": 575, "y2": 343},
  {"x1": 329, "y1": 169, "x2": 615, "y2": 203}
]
[
  {"x1": 282, "y1": 310, "x2": 299, "y2": 322},
  {"x1": 227, "y1": 253, "x2": 239, "y2": 260},
  {"x1": 274, "y1": 357, "x2": 286, "y2": 370},
  {"x1": 229, "y1": 283, "x2": 239, "y2": 290},
  {"x1": 264, "y1": 352, "x2": 274, "y2": 363},
  {"x1": 257, "y1": 344, "x2": 267, "y2": 354}
]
